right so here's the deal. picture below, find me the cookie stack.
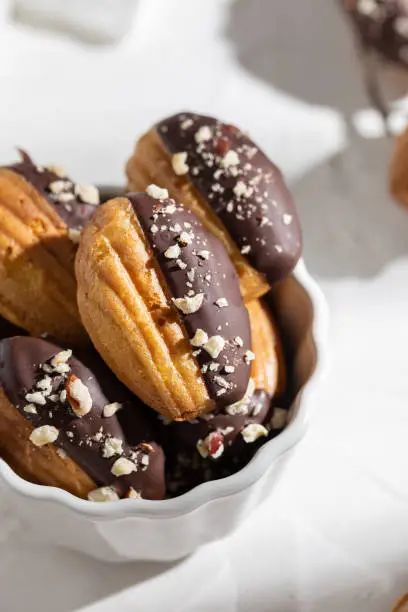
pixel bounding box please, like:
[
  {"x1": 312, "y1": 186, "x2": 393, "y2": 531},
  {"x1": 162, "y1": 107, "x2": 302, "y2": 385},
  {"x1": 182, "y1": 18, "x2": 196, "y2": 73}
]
[{"x1": 0, "y1": 112, "x2": 302, "y2": 501}]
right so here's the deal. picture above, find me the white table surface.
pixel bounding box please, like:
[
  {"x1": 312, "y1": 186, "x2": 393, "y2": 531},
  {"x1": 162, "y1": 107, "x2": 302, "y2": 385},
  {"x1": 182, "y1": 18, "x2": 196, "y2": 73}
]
[{"x1": 1, "y1": 0, "x2": 408, "y2": 610}]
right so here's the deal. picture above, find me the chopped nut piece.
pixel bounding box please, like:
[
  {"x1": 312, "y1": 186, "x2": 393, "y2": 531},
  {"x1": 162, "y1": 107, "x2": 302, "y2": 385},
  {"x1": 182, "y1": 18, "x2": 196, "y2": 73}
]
[
  {"x1": 203, "y1": 335, "x2": 225, "y2": 358},
  {"x1": 103, "y1": 437, "x2": 123, "y2": 458},
  {"x1": 181, "y1": 118, "x2": 193, "y2": 130},
  {"x1": 150, "y1": 224, "x2": 159, "y2": 234},
  {"x1": 215, "y1": 297, "x2": 228, "y2": 308},
  {"x1": 226, "y1": 378, "x2": 255, "y2": 415},
  {"x1": 244, "y1": 350, "x2": 255, "y2": 364},
  {"x1": 241, "y1": 423, "x2": 268, "y2": 443},
  {"x1": 241, "y1": 245, "x2": 251, "y2": 255},
  {"x1": 172, "y1": 152, "x2": 189, "y2": 175},
  {"x1": 270, "y1": 407, "x2": 288, "y2": 430},
  {"x1": 24, "y1": 404, "x2": 37, "y2": 414},
  {"x1": 172, "y1": 293, "x2": 204, "y2": 314},
  {"x1": 234, "y1": 336, "x2": 244, "y2": 347},
  {"x1": 164, "y1": 244, "x2": 181, "y2": 259},
  {"x1": 283, "y1": 213, "x2": 292, "y2": 225},
  {"x1": 190, "y1": 328, "x2": 209, "y2": 347},
  {"x1": 224, "y1": 365, "x2": 235, "y2": 374},
  {"x1": 197, "y1": 250, "x2": 210, "y2": 260},
  {"x1": 195, "y1": 125, "x2": 212, "y2": 143},
  {"x1": 196, "y1": 431, "x2": 224, "y2": 459},
  {"x1": 36, "y1": 376, "x2": 52, "y2": 393},
  {"x1": 57, "y1": 448, "x2": 68, "y2": 459},
  {"x1": 178, "y1": 231, "x2": 194, "y2": 245},
  {"x1": 103, "y1": 402, "x2": 122, "y2": 417},
  {"x1": 126, "y1": 487, "x2": 141, "y2": 499},
  {"x1": 176, "y1": 259, "x2": 187, "y2": 270},
  {"x1": 46, "y1": 164, "x2": 66, "y2": 178},
  {"x1": 66, "y1": 376, "x2": 92, "y2": 417},
  {"x1": 187, "y1": 268, "x2": 196, "y2": 282},
  {"x1": 57, "y1": 192, "x2": 75, "y2": 203},
  {"x1": 75, "y1": 184, "x2": 100, "y2": 206},
  {"x1": 68, "y1": 228, "x2": 82, "y2": 243},
  {"x1": 214, "y1": 375, "x2": 230, "y2": 389},
  {"x1": 25, "y1": 391, "x2": 46, "y2": 406},
  {"x1": 146, "y1": 184, "x2": 169, "y2": 200},
  {"x1": 50, "y1": 350, "x2": 72, "y2": 369},
  {"x1": 49, "y1": 180, "x2": 70, "y2": 194},
  {"x1": 111, "y1": 457, "x2": 137, "y2": 477},
  {"x1": 60, "y1": 390, "x2": 67, "y2": 402},
  {"x1": 233, "y1": 181, "x2": 253, "y2": 198},
  {"x1": 209, "y1": 362, "x2": 220, "y2": 372},
  {"x1": 88, "y1": 486, "x2": 119, "y2": 502},
  {"x1": 29, "y1": 425, "x2": 59, "y2": 447},
  {"x1": 221, "y1": 150, "x2": 240, "y2": 168}
]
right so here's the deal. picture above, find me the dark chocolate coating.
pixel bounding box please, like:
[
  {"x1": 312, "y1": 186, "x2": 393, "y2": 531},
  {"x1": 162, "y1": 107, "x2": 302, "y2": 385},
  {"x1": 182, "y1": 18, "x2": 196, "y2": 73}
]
[
  {"x1": 128, "y1": 192, "x2": 252, "y2": 407},
  {"x1": 171, "y1": 389, "x2": 270, "y2": 456},
  {"x1": 156, "y1": 113, "x2": 302, "y2": 285},
  {"x1": 6, "y1": 151, "x2": 98, "y2": 231},
  {"x1": 0, "y1": 337, "x2": 165, "y2": 500},
  {"x1": 342, "y1": 0, "x2": 408, "y2": 67}
]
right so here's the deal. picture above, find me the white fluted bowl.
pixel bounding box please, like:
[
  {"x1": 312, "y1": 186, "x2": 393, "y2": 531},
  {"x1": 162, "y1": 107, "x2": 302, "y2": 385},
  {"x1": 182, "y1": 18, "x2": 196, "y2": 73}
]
[{"x1": 0, "y1": 259, "x2": 328, "y2": 562}]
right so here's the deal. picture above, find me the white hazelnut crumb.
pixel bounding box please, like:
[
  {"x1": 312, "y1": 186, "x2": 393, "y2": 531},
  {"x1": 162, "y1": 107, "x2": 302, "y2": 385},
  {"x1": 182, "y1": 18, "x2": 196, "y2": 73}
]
[
  {"x1": 49, "y1": 180, "x2": 71, "y2": 195},
  {"x1": 68, "y1": 228, "x2": 82, "y2": 243},
  {"x1": 244, "y1": 350, "x2": 255, "y2": 364},
  {"x1": 197, "y1": 250, "x2": 210, "y2": 260},
  {"x1": 60, "y1": 390, "x2": 67, "y2": 402},
  {"x1": 241, "y1": 245, "x2": 251, "y2": 255},
  {"x1": 190, "y1": 328, "x2": 209, "y2": 347},
  {"x1": 103, "y1": 437, "x2": 124, "y2": 458},
  {"x1": 24, "y1": 404, "x2": 37, "y2": 414},
  {"x1": 221, "y1": 150, "x2": 240, "y2": 168},
  {"x1": 181, "y1": 118, "x2": 193, "y2": 130},
  {"x1": 146, "y1": 184, "x2": 169, "y2": 200},
  {"x1": 111, "y1": 457, "x2": 137, "y2": 477},
  {"x1": 234, "y1": 336, "x2": 244, "y2": 347},
  {"x1": 75, "y1": 184, "x2": 100, "y2": 206},
  {"x1": 50, "y1": 350, "x2": 72, "y2": 369},
  {"x1": 197, "y1": 431, "x2": 224, "y2": 459},
  {"x1": 88, "y1": 487, "x2": 119, "y2": 502},
  {"x1": 178, "y1": 231, "x2": 194, "y2": 245},
  {"x1": 270, "y1": 407, "x2": 288, "y2": 430},
  {"x1": 172, "y1": 152, "x2": 189, "y2": 175},
  {"x1": 57, "y1": 448, "x2": 68, "y2": 460},
  {"x1": 203, "y1": 335, "x2": 225, "y2": 358},
  {"x1": 224, "y1": 365, "x2": 235, "y2": 373},
  {"x1": 176, "y1": 259, "x2": 187, "y2": 270},
  {"x1": 29, "y1": 425, "x2": 59, "y2": 447},
  {"x1": 172, "y1": 293, "x2": 204, "y2": 314},
  {"x1": 46, "y1": 164, "x2": 66, "y2": 178},
  {"x1": 283, "y1": 214, "x2": 293, "y2": 225},
  {"x1": 195, "y1": 125, "x2": 212, "y2": 143},
  {"x1": 103, "y1": 402, "x2": 122, "y2": 417},
  {"x1": 150, "y1": 224, "x2": 159, "y2": 234},
  {"x1": 241, "y1": 423, "x2": 268, "y2": 443},
  {"x1": 127, "y1": 487, "x2": 141, "y2": 499},
  {"x1": 164, "y1": 244, "x2": 181, "y2": 259},
  {"x1": 25, "y1": 392, "x2": 46, "y2": 406},
  {"x1": 215, "y1": 297, "x2": 228, "y2": 308},
  {"x1": 66, "y1": 376, "x2": 92, "y2": 417},
  {"x1": 233, "y1": 181, "x2": 253, "y2": 198}
]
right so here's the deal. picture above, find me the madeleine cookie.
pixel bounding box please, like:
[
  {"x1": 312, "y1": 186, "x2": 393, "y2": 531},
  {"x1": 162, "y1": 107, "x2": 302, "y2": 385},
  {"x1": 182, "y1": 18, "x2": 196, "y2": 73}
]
[
  {"x1": 76, "y1": 189, "x2": 252, "y2": 421},
  {"x1": 0, "y1": 336, "x2": 165, "y2": 501},
  {"x1": 390, "y1": 126, "x2": 408, "y2": 207},
  {"x1": 126, "y1": 112, "x2": 302, "y2": 301},
  {"x1": 170, "y1": 298, "x2": 287, "y2": 460},
  {"x1": 0, "y1": 151, "x2": 99, "y2": 344}
]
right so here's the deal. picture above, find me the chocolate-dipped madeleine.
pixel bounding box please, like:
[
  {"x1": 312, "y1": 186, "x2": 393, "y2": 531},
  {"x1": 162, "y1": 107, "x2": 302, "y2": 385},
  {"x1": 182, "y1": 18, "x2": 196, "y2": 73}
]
[
  {"x1": 76, "y1": 188, "x2": 252, "y2": 421},
  {"x1": 170, "y1": 298, "x2": 287, "y2": 460},
  {"x1": 126, "y1": 112, "x2": 302, "y2": 301},
  {"x1": 0, "y1": 337, "x2": 165, "y2": 501},
  {"x1": 341, "y1": 0, "x2": 408, "y2": 69},
  {"x1": 0, "y1": 151, "x2": 99, "y2": 344}
]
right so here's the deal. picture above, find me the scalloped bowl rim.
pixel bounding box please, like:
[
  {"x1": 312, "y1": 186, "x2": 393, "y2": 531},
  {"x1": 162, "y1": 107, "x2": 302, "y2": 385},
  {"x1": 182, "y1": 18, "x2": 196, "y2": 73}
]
[{"x1": 0, "y1": 259, "x2": 328, "y2": 520}]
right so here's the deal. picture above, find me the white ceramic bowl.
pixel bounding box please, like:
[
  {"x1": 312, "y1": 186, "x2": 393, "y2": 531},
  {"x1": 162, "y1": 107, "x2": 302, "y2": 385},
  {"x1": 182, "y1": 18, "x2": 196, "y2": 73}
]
[{"x1": 0, "y1": 259, "x2": 328, "y2": 562}]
